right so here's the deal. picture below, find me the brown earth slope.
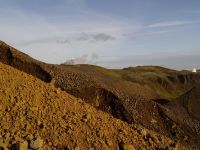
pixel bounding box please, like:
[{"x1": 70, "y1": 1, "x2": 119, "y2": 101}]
[
  {"x1": 0, "y1": 41, "x2": 168, "y2": 131},
  {"x1": 0, "y1": 41, "x2": 200, "y2": 149},
  {"x1": 0, "y1": 62, "x2": 183, "y2": 150}
]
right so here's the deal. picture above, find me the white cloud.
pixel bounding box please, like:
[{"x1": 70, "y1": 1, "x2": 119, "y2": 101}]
[
  {"x1": 58, "y1": 33, "x2": 116, "y2": 44},
  {"x1": 147, "y1": 21, "x2": 192, "y2": 28},
  {"x1": 0, "y1": 1, "x2": 198, "y2": 68},
  {"x1": 0, "y1": 5, "x2": 139, "y2": 64},
  {"x1": 125, "y1": 30, "x2": 172, "y2": 40},
  {"x1": 0, "y1": 4, "x2": 139, "y2": 47}
]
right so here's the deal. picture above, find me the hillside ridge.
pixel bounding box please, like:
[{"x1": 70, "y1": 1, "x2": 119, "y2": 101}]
[{"x1": 0, "y1": 62, "x2": 183, "y2": 150}]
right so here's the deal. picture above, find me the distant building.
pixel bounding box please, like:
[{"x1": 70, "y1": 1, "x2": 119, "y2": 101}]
[{"x1": 193, "y1": 68, "x2": 197, "y2": 73}]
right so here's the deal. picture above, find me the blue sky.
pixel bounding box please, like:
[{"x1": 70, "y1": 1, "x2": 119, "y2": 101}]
[{"x1": 0, "y1": 0, "x2": 200, "y2": 69}]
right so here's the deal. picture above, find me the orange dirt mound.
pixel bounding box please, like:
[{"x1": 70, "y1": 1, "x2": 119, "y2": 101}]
[{"x1": 0, "y1": 63, "x2": 183, "y2": 150}]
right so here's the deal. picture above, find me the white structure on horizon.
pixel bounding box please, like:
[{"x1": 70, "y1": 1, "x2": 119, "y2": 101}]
[{"x1": 192, "y1": 68, "x2": 197, "y2": 73}]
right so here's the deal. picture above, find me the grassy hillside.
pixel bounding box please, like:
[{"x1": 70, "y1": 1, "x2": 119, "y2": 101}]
[
  {"x1": 111, "y1": 66, "x2": 200, "y2": 100},
  {"x1": 70, "y1": 65, "x2": 200, "y2": 100}
]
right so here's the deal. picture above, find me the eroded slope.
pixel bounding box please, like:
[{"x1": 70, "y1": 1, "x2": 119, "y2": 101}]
[
  {"x1": 0, "y1": 41, "x2": 199, "y2": 149},
  {"x1": 0, "y1": 63, "x2": 182, "y2": 150}
]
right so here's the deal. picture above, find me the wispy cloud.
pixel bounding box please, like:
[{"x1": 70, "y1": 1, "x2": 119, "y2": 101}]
[
  {"x1": 123, "y1": 30, "x2": 172, "y2": 40},
  {"x1": 100, "y1": 53, "x2": 200, "y2": 70},
  {"x1": 75, "y1": 33, "x2": 116, "y2": 42},
  {"x1": 1, "y1": 0, "x2": 199, "y2": 68},
  {"x1": 0, "y1": 8, "x2": 123, "y2": 47},
  {"x1": 62, "y1": 53, "x2": 99, "y2": 65},
  {"x1": 147, "y1": 21, "x2": 192, "y2": 28},
  {"x1": 62, "y1": 54, "x2": 88, "y2": 65},
  {"x1": 16, "y1": 33, "x2": 116, "y2": 46},
  {"x1": 1, "y1": 2, "x2": 190, "y2": 47},
  {"x1": 91, "y1": 33, "x2": 116, "y2": 42},
  {"x1": 184, "y1": 10, "x2": 200, "y2": 14}
]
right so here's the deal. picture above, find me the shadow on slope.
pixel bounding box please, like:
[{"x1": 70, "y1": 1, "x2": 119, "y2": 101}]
[
  {"x1": 0, "y1": 41, "x2": 52, "y2": 82},
  {"x1": 176, "y1": 86, "x2": 200, "y2": 121}
]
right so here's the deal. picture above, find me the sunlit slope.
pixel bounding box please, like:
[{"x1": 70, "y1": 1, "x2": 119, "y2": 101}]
[{"x1": 0, "y1": 63, "x2": 181, "y2": 150}]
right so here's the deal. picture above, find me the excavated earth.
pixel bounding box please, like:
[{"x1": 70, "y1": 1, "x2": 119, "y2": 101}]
[
  {"x1": 0, "y1": 41, "x2": 200, "y2": 149},
  {"x1": 0, "y1": 62, "x2": 184, "y2": 150}
]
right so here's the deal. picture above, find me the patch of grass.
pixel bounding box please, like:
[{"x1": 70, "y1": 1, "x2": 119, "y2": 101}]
[{"x1": 111, "y1": 66, "x2": 192, "y2": 100}]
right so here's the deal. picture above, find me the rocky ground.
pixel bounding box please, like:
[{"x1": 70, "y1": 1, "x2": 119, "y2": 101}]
[
  {"x1": 0, "y1": 63, "x2": 185, "y2": 150},
  {"x1": 1, "y1": 40, "x2": 200, "y2": 149}
]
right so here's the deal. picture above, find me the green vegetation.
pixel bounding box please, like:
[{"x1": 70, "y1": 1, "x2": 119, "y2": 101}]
[
  {"x1": 72, "y1": 65, "x2": 197, "y2": 100},
  {"x1": 109, "y1": 66, "x2": 195, "y2": 100}
]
